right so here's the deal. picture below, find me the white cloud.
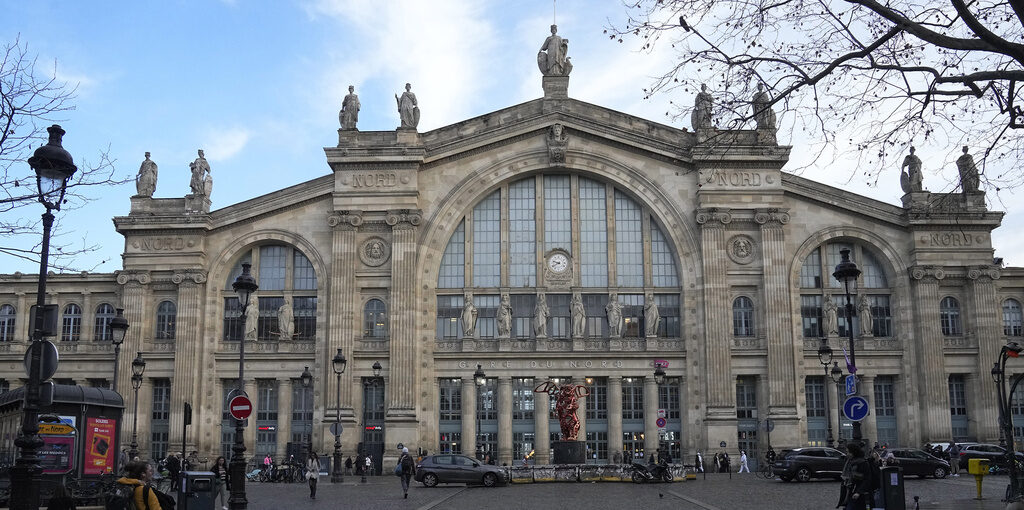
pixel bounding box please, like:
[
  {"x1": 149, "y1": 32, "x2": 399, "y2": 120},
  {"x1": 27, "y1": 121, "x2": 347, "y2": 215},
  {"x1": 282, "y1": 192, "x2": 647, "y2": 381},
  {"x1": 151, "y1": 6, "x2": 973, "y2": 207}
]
[{"x1": 201, "y1": 127, "x2": 251, "y2": 161}]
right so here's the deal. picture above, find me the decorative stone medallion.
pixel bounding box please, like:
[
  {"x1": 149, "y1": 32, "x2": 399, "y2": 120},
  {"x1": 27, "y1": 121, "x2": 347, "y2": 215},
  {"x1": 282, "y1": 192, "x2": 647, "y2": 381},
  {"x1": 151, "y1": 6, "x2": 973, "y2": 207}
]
[
  {"x1": 359, "y1": 236, "x2": 391, "y2": 267},
  {"x1": 727, "y1": 235, "x2": 756, "y2": 265},
  {"x1": 543, "y1": 249, "x2": 573, "y2": 289}
]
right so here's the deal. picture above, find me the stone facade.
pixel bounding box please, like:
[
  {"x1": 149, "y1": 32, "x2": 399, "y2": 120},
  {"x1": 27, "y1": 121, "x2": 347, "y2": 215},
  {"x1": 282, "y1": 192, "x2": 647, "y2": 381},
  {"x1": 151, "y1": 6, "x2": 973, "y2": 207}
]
[{"x1": 0, "y1": 72, "x2": 1021, "y2": 471}]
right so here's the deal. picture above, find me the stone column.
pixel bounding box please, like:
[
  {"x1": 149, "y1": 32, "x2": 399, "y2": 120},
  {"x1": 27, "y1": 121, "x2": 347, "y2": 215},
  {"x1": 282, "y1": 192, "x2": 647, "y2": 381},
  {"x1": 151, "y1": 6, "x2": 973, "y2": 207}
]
[
  {"x1": 576, "y1": 392, "x2": 587, "y2": 441},
  {"x1": 969, "y1": 267, "x2": 1001, "y2": 442},
  {"x1": 277, "y1": 378, "x2": 293, "y2": 459},
  {"x1": 756, "y1": 210, "x2": 797, "y2": 414},
  {"x1": 644, "y1": 377, "x2": 659, "y2": 455},
  {"x1": 965, "y1": 372, "x2": 981, "y2": 441},
  {"x1": 115, "y1": 271, "x2": 151, "y2": 448},
  {"x1": 244, "y1": 379, "x2": 258, "y2": 452},
  {"x1": 608, "y1": 376, "x2": 623, "y2": 461},
  {"x1": 860, "y1": 375, "x2": 877, "y2": 446},
  {"x1": 14, "y1": 292, "x2": 27, "y2": 344},
  {"x1": 498, "y1": 377, "x2": 513, "y2": 465},
  {"x1": 169, "y1": 270, "x2": 207, "y2": 454},
  {"x1": 81, "y1": 291, "x2": 93, "y2": 342},
  {"x1": 909, "y1": 267, "x2": 950, "y2": 441},
  {"x1": 327, "y1": 212, "x2": 361, "y2": 417},
  {"x1": 534, "y1": 389, "x2": 550, "y2": 464},
  {"x1": 386, "y1": 210, "x2": 422, "y2": 416},
  {"x1": 461, "y1": 378, "x2": 477, "y2": 458},
  {"x1": 695, "y1": 210, "x2": 734, "y2": 412},
  {"x1": 136, "y1": 378, "x2": 154, "y2": 459}
]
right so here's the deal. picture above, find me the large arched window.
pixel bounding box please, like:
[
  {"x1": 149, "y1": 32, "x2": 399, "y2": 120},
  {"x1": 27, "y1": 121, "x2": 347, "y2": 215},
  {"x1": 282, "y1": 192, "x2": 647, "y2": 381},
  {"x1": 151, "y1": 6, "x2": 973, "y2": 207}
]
[
  {"x1": 223, "y1": 245, "x2": 318, "y2": 341},
  {"x1": 940, "y1": 297, "x2": 962, "y2": 336},
  {"x1": 156, "y1": 301, "x2": 177, "y2": 340},
  {"x1": 1005, "y1": 299, "x2": 1023, "y2": 337},
  {"x1": 436, "y1": 175, "x2": 681, "y2": 340},
  {"x1": 732, "y1": 297, "x2": 755, "y2": 337},
  {"x1": 798, "y1": 242, "x2": 892, "y2": 338},
  {"x1": 0, "y1": 305, "x2": 14, "y2": 342},
  {"x1": 363, "y1": 299, "x2": 388, "y2": 338},
  {"x1": 61, "y1": 304, "x2": 82, "y2": 342},
  {"x1": 94, "y1": 303, "x2": 115, "y2": 341}
]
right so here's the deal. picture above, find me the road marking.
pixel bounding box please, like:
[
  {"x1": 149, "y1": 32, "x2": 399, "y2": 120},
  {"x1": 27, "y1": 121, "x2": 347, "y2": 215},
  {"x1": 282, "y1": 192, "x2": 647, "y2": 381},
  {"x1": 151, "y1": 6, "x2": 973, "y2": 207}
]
[
  {"x1": 666, "y1": 490, "x2": 722, "y2": 510},
  {"x1": 417, "y1": 487, "x2": 469, "y2": 510}
]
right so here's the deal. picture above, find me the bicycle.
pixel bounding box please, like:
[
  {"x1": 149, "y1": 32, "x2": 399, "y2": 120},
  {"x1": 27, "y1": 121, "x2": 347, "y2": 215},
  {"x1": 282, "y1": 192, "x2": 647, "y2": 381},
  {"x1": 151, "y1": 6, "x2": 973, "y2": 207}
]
[{"x1": 756, "y1": 455, "x2": 776, "y2": 479}]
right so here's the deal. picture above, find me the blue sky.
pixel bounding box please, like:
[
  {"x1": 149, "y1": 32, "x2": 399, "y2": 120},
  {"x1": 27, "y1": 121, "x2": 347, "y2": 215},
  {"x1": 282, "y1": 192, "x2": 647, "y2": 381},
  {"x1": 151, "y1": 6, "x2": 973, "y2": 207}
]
[{"x1": 4, "y1": 0, "x2": 1022, "y2": 272}]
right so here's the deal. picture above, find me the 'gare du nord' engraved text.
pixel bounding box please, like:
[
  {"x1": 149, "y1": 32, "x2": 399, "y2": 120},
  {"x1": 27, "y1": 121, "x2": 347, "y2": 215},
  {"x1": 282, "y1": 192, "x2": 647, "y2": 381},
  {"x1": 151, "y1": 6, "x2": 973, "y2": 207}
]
[
  {"x1": 716, "y1": 171, "x2": 762, "y2": 187},
  {"x1": 929, "y1": 233, "x2": 976, "y2": 247},
  {"x1": 140, "y1": 237, "x2": 185, "y2": 251},
  {"x1": 351, "y1": 172, "x2": 397, "y2": 188}
]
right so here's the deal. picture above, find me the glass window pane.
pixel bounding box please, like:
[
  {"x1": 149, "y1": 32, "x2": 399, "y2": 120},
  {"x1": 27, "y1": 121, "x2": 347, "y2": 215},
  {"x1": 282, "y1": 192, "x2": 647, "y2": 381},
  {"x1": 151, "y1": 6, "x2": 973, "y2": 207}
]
[
  {"x1": 259, "y1": 245, "x2": 287, "y2": 290},
  {"x1": 509, "y1": 179, "x2": 536, "y2": 288},
  {"x1": 732, "y1": 297, "x2": 754, "y2": 337},
  {"x1": 860, "y1": 249, "x2": 887, "y2": 288},
  {"x1": 800, "y1": 249, "x2": 822, "y2": 288},
  {"x1": 940, "y1": 297, "x2": 962, "y2": 336},
  {"x1": 439, "y1": 221, "x2": 465, "y2": 289},
  {"x1": 61, "y1": 304, "x2": 81, "y2": 342},
  {"x1": 579, "y1": 178, "x2": 608, "y2": 287},
  {"x1": 614, "y1": 191, "x2": 644, "y2": 287},
  {"x1": 0, "y1": 305, "x2": 14, "y2": 342},
  {"x1": 655, "y1": 294, "x2": 681, "y2": 337},
  {"x1": 363, "y1": 299, "x2": 387, "y2": 338},
  {"x1": 511, "y1": 294, "x2": 536, "y2": 339},
  {"x1": 156, "y1": 301, "x2": 177, "y2": 340},
  {"x1": 1005, "y1": 299, "x2": 1023, "y2": 337},
  {"x1": 473, "y1": 191, "x2": 501, "y2": 288},
  {"x1": 870, "y1": 295, "x2": 892, "y2": 337},
  {"x1": 293, "y1": 251, "x2": 317, "y2": 290},
  {"x1": 801, "y1": 295, "x2": 822, "y2": 338},
  {"x1": 825, "y1": 243, "x2": 854, "y2": 289},
  {"x1": 436, "y1": 295, "x2": 464, "y2": 339},
  {"x1": 650, "y1": 222, "x2": 679, "y2": 287},
  {"x1": 544, "y1": 176, "x2": 571, "y2": 254},
  {"x1": 94, "y1": 303, "x2": 115, "y2": 341}
]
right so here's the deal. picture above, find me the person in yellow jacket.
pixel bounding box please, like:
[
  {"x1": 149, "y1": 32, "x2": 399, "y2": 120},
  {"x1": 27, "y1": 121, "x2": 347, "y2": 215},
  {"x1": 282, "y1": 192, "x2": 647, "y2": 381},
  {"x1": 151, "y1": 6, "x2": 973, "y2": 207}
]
[{"x1": 116, "y1": 460, "x2": 162, "y2": 509}]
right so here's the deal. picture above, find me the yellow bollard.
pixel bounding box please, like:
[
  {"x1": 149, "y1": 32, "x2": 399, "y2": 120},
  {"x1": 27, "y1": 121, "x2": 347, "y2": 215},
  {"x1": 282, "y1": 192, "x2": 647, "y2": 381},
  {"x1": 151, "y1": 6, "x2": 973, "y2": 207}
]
[
  {"x1": 975, "y1": 474, "x2": 983, "y2": 500},
  {"x1": 967, "y1": 458, "x2": 990, "y2": 500}
]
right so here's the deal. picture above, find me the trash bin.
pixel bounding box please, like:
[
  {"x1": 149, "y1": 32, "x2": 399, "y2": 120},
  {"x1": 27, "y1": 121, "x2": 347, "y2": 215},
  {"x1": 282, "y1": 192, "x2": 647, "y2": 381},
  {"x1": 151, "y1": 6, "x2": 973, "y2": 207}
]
[
  {"x1": 878, "y1": 466, "x2": 905, "y2": 510},
  {"x1": 178, "y1": 470, "x2": 216, "y2": 510}
]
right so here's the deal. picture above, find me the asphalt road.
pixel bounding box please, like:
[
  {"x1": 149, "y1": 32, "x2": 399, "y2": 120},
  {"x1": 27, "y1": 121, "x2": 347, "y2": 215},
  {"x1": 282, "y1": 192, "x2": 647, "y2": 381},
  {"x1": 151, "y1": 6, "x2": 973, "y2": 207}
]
[{"x1": 236, "y1": 471, "x2": 1013, "y2": 510}]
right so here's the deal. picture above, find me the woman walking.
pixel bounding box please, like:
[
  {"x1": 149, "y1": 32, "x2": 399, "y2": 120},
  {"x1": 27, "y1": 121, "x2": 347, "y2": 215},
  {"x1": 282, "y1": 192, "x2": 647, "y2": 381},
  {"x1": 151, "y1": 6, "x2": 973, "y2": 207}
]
[
  {"x1": 211, "y1": 456, "x2": 229, "y2": 510},
  {"x1": 398, "y1": 447, "x2": 416, "y2": 499},
  {"x1": 116, "y1": 460, "x2": 163, "y2": 509},
  {"x1": 306, "y1": 451, "x2": 322, "y2": 499}
]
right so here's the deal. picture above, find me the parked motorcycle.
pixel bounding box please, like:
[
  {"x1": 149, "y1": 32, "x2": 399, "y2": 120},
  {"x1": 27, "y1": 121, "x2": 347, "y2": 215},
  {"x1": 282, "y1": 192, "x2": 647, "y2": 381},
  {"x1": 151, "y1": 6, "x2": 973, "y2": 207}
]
[{"x1": 631, "y1": 459, "x2": 674, "y2": 483}]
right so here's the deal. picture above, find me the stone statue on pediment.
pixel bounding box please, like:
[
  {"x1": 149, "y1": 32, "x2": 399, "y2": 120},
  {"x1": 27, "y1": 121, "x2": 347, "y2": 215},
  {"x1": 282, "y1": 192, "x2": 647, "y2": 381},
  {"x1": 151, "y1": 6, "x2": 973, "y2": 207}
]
[
  {"x1": 823, "y1": 296, "x2": 838, "y2": 336},
  {"x1": 956, "y1": 146, "x2": 980, "y2": 193},
  {"x1": 571, "y1": 292, "x2": 585, "y2": 338},
  {"x1": 537, "y1": 25, "x2": 572, "y2": 76},
  {"x1": 462, "y1": 293, "x2": 478, "y2": 337},
  {"x1": 752, "y1": 83, "x2": 776, "y2": 130},
  {"x1": 136, "y1": 152, "x2": 158, "y2": 197},
  {"x1": 244, "y1": 295, "x2": 259, "y2": 341},
  {"x1": 606, "y1": 293, "x2": 623, "y2": 338},
  {"x1": 644, "y1": 293, "x2": 660, "y2": 337},
  {"x1": 340, "y1": 85, "x2": 360, "y2": 130},
  {"x1": 396, "y1": 83, "x2": 420, "y2": 130},
  {"x1": 534, "y1": 292, "x2": 550, "y2": 338},
  {"x1": 497, "y1": 293, "x2": 512, "y2": 338},
  {"x1": 277, "y1": 298, "x2": 294, "y2": 340},
  {"x1": 189, "y1": 149, "x2": 210, "y2": 196},
  {"x1": 692, "y1": 84, "x2": 713, "y2": 130},
  {"x1": 900, "y1": 146, "x2": 923, "y2": 193}
]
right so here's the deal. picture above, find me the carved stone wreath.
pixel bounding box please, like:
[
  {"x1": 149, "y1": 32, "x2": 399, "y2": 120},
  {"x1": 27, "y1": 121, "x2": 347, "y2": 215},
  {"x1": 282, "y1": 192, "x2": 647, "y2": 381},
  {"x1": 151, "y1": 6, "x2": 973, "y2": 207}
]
[
  {"x1": 727, "y1": 235, "x2": 756, "y2": 265},
  {"x1": 359, "y1": 236, "x2": 391, "y2": 267}
]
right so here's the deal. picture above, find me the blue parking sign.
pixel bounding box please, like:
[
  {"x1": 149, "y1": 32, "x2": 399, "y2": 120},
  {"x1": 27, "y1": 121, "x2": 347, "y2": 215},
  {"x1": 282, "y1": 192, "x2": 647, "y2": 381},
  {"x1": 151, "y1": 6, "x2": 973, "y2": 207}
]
[
  {"x1": 845, "y1": 374, "x2": 857, "y2": 396},
  {"x1": 843, "y1": 396, "x2": 870, "y2": 422}
]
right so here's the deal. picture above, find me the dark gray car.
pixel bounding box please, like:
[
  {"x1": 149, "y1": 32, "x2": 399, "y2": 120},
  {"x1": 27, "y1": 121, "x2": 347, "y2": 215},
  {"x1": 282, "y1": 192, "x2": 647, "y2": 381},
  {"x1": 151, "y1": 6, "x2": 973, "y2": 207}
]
[
  {"x1": 773, "y1": 447, "x2": 846, "y2": 482},
  {"x1": 414, "y1": 454, "x2": 505, "y2": 487},
  {"x1": 886, "y1": 448, "x2": 949, "y2": 478}
]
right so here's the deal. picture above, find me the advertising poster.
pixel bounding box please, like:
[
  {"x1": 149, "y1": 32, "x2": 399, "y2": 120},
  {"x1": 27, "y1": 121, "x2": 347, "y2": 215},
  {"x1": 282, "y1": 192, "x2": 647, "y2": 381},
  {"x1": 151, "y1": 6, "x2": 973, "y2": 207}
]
[
  {"x1": 84, "y1": 417, "x2": 115, "y2": 475},
  {"x1": 39, "y1": 436, "x2": 75, "y2": 474}
]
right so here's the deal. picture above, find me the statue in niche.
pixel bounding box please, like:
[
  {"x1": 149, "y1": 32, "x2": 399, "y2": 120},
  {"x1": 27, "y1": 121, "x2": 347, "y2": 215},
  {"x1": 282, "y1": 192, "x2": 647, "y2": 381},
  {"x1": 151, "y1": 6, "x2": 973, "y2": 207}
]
[
  {"x1": 858, "y1": 295, "x2": 873, "y2": 337},
  {"x1": 534, "y1": 379, "x2": 590, "y2": 441},
  {"x1": 340, "y1": 85, "x2": 360, "y2": 130},
  {"x1": 537, "y1": 24, "x2": 572, "y2": 76},
  {"x1": 570, "y1": 292, "x2": 585, "y2": 338},
  {"x1": 692, "y1": 83, "x2": 713, "y2": 130},
  {"x1": 189, "y1": 149, "x2": 211, "y2": 196},
  {"x1": 823, "y1": 296, "x2": 839, "y2": 336},
  {"x1": 244, "y1": 295, "x2": 259, "y2": 341},
  {"x1": 606, "y1": 292, "x2": 623, "y2": 338},
  {"x1": 277, "y1": 298, "x2": 294, "y2": 340},
  {"x1": 956, "y1": 146, "x2": 980, "y2": 193},
  {"x1": 900, "y1": 146, "x2": 923, "y2": 193},
  {"x1": 644, "y1": 293, "x2": 660, "y2": 337},
  {"x1": 462, "y1": 293, "x2": 478, "y2": 337},
  {"x1": 497, "y1": 293, "x2": 513, "y2": 338},
  {"x1": 534, "y1": 292, "x2": 550, "y2": 338},
  {"x1": 751, "y1": 83, "x2": 776, "y2": 130},
  {"x1": 395, "y1": 83, "x2": 420, "y2": 129},
  {"x1": 136, "y1": 152, "x2": 158, "y2": 197}
]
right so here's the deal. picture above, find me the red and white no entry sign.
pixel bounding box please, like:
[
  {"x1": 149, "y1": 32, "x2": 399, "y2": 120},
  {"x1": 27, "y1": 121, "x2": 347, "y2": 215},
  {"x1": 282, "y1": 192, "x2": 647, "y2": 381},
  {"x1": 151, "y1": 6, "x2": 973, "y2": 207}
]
[{"x1": 229, "y1": 395, "x2": 253, "y2": 420}]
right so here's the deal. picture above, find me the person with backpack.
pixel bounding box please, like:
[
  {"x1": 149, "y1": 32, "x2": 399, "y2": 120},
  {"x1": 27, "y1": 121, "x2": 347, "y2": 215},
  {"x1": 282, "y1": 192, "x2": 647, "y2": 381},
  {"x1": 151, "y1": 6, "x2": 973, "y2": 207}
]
[
  {"x1": 949, "y1": 443, "x2": 961, "y2": 476},
  {"x1": 112, "y1": 460, "x2": 163, "y2": 510},
  {"x1": 397, "y1": 447, "x2": 416, "y2": 499},
  {"x1": 838, "y1": 443, "x2": 873, "y2": 510},
  {"x1": 306, "y1": 450, "x2": 322, "y2": 499}
]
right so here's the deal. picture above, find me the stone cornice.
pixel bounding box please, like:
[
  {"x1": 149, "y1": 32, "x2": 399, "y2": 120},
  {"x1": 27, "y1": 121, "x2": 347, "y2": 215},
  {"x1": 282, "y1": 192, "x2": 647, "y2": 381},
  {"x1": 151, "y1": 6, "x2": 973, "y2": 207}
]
[{"x1": 781, "y1": 173, "x2": 907, "y2": 228}]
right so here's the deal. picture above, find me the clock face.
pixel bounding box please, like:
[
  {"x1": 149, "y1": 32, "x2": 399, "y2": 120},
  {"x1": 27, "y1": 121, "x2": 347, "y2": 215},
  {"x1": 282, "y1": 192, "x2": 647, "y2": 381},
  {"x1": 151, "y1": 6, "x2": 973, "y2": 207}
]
[{"x1": 548, "y1": 253, "x2": 569, "y2": 273}]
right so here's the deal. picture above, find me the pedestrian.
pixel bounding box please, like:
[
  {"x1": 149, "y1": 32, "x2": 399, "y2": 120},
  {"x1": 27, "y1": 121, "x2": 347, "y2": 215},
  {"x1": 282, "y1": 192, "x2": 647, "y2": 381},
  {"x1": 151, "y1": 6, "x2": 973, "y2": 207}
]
[
  {"x1": 695, "y1": 451, "x2": 704, "y2": 473},
  {"x1": 738, "y1": 450, "x2": 750, "y2": 473},
  {"x1": 185, "y1": 450, "x2": 199, "y2": 470},
  {"x1": 306, "y1": 450, "x2": 322, "y2": 499},
  {"x1": 345, "y1": 455, "x2": 353, "y2": 476},
  {"x1": 949, "y1": 442, "x2": 961, "y2": 476},
  {"x1": 165, "y1": 452, "x2": 182, "y2": 491},
  {"x1": 713, "y1": 452, "x2": 721, "y2": 473},
  {"x1": 721, "y1": 452, "x2": 731, "y2": 473},
  {"x1": 117, "y1": 460, "x2": 163, "y2": 510},
  {"x1": 364, "y1": 453, "x2": 373, "y2": 476},
  {"x1": 211, "y1": 455, "x2": 229, "y2": 510},
  {"x1": 838, "y1": 442, "x2": 872, "y2": 510},
  {"x1": 398, "y1": 446, "x2": 416, "y2": 499},
  {"x1": 119, "y1": 448, "x2": 130, "y2": 474},
  {"x1": 45, "y1": 481, "x2": 76, "y2": 510}
]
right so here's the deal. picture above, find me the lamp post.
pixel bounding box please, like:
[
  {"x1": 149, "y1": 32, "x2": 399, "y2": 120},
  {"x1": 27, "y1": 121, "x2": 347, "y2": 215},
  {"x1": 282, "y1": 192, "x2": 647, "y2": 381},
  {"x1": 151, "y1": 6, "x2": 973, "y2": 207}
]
[
  {"x1": 830, "y1": 362, "x2": 844, "y2": 447},
  {"x1": 653, "y1": 362, "x2": 666, "y2": 456},
  {"x1": 331, "y1": 349, "x2": 347, "y2": 483},
  {"x1": 109, "y1": 308, "x2": 129, "y2": 392},
  {"x1": 993, "y1": 341, "x2": 1024, "y2": 501},
  {"x1": 832, "y1": 248, "x2": 863, "y2": 445},
  {"x1": 300, "y1": 366, "x2": 313, "y2": 450},
  {"x1": 129, "y1": 352, "x2": 146, "y2": 459},
  {"x1": 474, "y1": 364, "x2": 486, "y2": 461},
  {"x1": 229, "y1": 263, "x2": 258, "y2": 510},
  {"x1": 11, "y1": 124, "x2": 78, "y2": 510},
  {"x1": 817, "y1": 338, "x2": 835, "y2": 448}
]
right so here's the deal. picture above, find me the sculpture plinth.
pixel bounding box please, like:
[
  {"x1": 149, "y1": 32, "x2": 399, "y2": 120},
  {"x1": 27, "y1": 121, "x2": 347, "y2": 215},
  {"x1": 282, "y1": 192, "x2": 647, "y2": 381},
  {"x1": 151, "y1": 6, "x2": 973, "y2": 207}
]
[{"x1": 552, "y1": 440, "x2": 586, "y2": 465}]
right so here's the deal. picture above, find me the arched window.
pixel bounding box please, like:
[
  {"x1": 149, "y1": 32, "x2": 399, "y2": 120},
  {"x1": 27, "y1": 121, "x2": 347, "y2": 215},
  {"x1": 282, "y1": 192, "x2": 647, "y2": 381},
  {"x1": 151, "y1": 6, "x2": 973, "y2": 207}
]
[
  {"x1": 156, "y1": 301, "x2": 177, "y2": 340},
  {"x1": 223, "y1": 245, "x2": 318, "y2": 341},
  {"x1": 61, "y1": 304, "x2": 82, "y2": 342},
  {"x1": 798, "y1": 242, "x2": 893, "y2": 338},
  {"x1": 1004, "y1": 299, "x2": 1022, "y2": 337},
  {"x1": 363, "y1": 299, "x2": 388, "y2": 338},
  {"x1": 732, "y1": 297, "x2": 754, "y2": 337},
  {"x1": 94, "y1": 304, "x2": 115, "y2": 341},
  {"x1": 435, "y1": 175, "x2": 682, "y2": 340},
  {"x1": 0, "y1": 305, "x2": 14, "y2": 342},
  {"x1": 940, "y1": 297, "x2": 962, "y2": 336}
]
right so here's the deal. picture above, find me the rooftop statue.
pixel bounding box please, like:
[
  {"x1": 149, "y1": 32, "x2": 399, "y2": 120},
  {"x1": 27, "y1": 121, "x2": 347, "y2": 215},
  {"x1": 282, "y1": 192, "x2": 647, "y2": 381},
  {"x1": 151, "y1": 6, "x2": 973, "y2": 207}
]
[
  {"x1": 537, "y1": 25, "x2": 572, "y2": 76},
  {"x1": 396, "y1": 83, "x2": 420, "y2": 129},
  {"x1": 956, "y1": 146, "x2": 980, "y2": 193},
  {"x1": 340, "y1": 85, "x2": 360, "y2": 130},
  {"x1": 136, "y1": 152, "x2": 158, "y2": 197},
  {"x1": 900, "y1": 146, "x2": 923, "y2": 193},
  {"x1": 752, "y1": 83, "x2": 776, "y2": 130},
  {"x1": 189, "y1": 149, "x2": 211, "y2": 197},
  {"x1": 692, "y1": 84, "x2": 713, "y2": 130}
]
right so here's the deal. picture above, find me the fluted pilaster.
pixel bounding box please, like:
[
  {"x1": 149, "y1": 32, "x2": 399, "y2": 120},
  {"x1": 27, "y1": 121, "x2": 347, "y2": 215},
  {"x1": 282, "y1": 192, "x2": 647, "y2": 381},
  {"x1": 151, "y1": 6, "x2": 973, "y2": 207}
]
[
  {"x1": 969, "y1": 267, "x2": 1001, "y2": 442},
  {"x1": 169, "y1": 270, "x2": 207, "y2": 452},
  {"x1": 461, "y1": 378, "x2": 477, "y2": 457},
  {"x1": 756, "y1": 209, "x2": 796, "y2": 410},
  {"x1": 387, "y1": 209, "x2": 421, "y2": 413},
  {"x1": 696, "y1": 209, "x2": 733, "y2": 410},
  {"x1": 498, "y1": 377, "x2": 513, "y2": 464},
  {"x1": 910, "y1": 267, "x2": 949, "y2": 441},
  {"x1": 327, "y1": 211, "x2": 361, "y2": 412},
  {"x1": 115, "y1": 271, "x2": 150, "y2": 448},
  {"x1": 643, "y1": 377, "x2": 659, "y2": 454},
  {"x1": 534, "y1": 389, "x2": 550, "y2": 464},
  {"x1": 277, "y1": 377, "x2": 292, "y2": 458},
  {"x1": 608, "y1": 376, "x2": 623, "y2": 457}
]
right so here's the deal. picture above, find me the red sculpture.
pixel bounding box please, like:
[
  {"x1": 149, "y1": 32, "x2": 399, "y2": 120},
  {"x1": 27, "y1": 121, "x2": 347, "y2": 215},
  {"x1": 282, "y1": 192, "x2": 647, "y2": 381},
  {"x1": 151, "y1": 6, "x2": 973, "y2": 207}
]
[{"x1": 534, "y1": 380, "x2": 590, "y2": 441}]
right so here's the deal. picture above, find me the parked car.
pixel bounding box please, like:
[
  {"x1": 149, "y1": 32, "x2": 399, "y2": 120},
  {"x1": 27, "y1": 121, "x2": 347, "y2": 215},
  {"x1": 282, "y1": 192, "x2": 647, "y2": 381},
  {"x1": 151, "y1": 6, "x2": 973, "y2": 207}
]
[
  {"x1": 414, "y1": 454, "x2": 505, "y2": 487},
  {"x1": 956, "y1": 444, "x2": 1024, "y2": 469},
  {"x1": 774, "y1": 447, "x2": 846, "y2": 482},
  {"x1": 923, "y1": 441, "x2": 976, "y2": 456},
  {"x1": 886, "y1": 448, "x2": 949, "y2": 478}
]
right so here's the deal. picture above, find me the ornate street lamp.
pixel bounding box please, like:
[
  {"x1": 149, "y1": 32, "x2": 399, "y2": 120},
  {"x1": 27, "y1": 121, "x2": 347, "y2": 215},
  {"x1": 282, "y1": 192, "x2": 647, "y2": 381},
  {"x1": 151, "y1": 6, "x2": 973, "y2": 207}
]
[
  {"x1": 832, "y1": 248, "x2": 863, "y2": 445},
  {"x1": 109, "y1": 308, "x2": 129, "y2": 391},
  {"x1": 372, "y1": 361, "x2": 383, "y2": 379},
  {"x1": 331, "y1": 349, "x2": 347, "y2": 483},
  {"x1": 11, "y1": 125, "x2": 78, "y2": 510},
  {"x1": 817, "y1": 338, "x2": 835, "y2": 448},
  {"x1": 229, "y1": 263, "x2": 258, "y2": 510},
  {"x1": 129, "y1": 352, "x2": 146, "y2": 459},
  {"x1": 994, "y1": 341, "x2": 1024, "y2": 501},
  {"x1": 653, "y1": 362, "x2": 667, "y2": 385},
  {"x1": 300, "y1": 366, "x2": 313, "y2": 448},
  {"x1": 474, "y1": 364, "x2": 486, "y2": 460},
  {"x1": 830, "y1": 362, "x2": 844, "y2": 446}
]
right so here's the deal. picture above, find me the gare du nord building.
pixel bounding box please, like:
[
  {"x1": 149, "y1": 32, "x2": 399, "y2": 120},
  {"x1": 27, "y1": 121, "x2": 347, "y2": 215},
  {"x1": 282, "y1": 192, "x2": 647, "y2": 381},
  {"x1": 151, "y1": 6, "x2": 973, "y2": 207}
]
[{"x1": 0, "y1": 58, "x2": 1021, "y2": 470}]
